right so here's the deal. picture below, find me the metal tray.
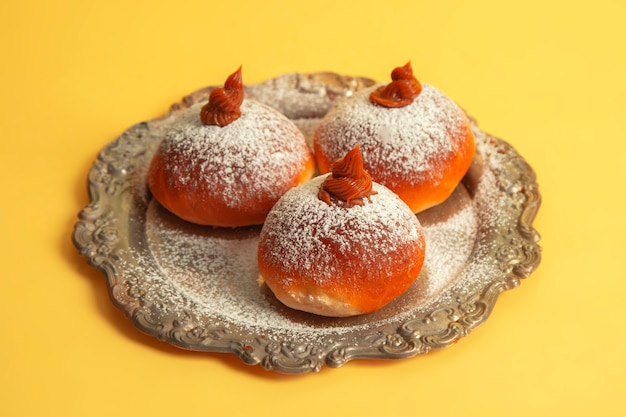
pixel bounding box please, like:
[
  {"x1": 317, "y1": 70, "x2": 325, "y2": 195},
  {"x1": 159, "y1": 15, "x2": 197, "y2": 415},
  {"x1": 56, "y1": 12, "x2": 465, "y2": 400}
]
[{"x1": 73, "y1": 72, "x2": 541, "y2": 374}]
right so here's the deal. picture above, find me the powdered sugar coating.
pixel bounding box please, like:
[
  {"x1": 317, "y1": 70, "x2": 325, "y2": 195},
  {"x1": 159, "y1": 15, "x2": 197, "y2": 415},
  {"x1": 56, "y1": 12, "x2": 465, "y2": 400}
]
[
  {"x1": 259, "y1": 175, "x2": 423, "y2": 286},
  {"x1": 152, "y1": 99, "x2": 312, "y2": 213},
  {"x1": 314, "y1": 84, "x2": 470, "y2": 188}
]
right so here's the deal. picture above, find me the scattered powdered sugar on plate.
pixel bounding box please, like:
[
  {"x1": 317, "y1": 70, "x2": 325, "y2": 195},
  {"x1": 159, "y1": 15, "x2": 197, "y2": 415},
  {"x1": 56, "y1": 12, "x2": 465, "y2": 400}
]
[
  {"x1": 110, "y1": 91, "x2": 513, "y2": 344},
  {"x1": 125, "y1": 174, "x2": 479, "y2": 340},
  {"x1": 292, "y1": 118, "x2": 319, "y2": 150},
  {"x1": 108, "y1": 110, "x2": 513, "y2": 346},
  {"x1": 419, "y1": 201, "x2": 478, "y2": 300}
]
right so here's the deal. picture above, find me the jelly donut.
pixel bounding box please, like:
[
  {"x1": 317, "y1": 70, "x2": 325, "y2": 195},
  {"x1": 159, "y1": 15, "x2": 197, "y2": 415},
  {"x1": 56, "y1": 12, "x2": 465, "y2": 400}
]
[
  {"x1": 148, "y1": 67, "x2": 316, "y2": 227},
  {"x1": 258, "y1": 145, "x2": 426, "y2": 317},
  {"x1": 313, "y1": 62, "x2": 475, "y2": 213}
]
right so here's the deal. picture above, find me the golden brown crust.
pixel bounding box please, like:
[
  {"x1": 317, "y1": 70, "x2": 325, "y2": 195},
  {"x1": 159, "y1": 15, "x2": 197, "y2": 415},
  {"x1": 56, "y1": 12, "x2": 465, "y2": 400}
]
[
  {"x1": 257, "y1": 177, "x2": 426, "y2": 317},
  {"x1": 313, "y1": 84, "x2": 476, "y2": 214},
  {"x1": 148, "y1": 147, "x2": 315, "y2": 227},
  {"x1": 148, "y1": 100, "x2": 316, "y2": 227}
]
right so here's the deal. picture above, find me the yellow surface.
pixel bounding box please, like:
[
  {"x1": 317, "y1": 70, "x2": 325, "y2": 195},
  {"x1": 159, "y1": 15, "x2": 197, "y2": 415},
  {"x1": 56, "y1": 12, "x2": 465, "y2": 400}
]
[{"x1": 2, "y1": 0, "x2": 625, "y2": 416}]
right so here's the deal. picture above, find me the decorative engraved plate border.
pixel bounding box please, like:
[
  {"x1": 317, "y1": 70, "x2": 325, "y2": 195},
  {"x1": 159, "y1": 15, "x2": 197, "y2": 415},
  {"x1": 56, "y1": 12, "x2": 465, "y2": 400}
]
[{"x1": 73, "y1": 73, "x2": 541, "y2": 374}]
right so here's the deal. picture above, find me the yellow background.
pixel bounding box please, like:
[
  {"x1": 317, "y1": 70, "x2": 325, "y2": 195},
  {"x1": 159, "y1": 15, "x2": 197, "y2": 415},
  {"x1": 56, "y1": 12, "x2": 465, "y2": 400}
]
[{"x1": 2, "y1": 0, "x2": 625, "y2": 416}]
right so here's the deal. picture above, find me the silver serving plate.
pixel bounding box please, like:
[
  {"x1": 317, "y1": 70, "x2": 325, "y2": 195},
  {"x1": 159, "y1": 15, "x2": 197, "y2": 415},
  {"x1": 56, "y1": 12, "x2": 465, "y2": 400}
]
[{"x1": 73, "y1": 73, "x2": 541, "y2": 374}]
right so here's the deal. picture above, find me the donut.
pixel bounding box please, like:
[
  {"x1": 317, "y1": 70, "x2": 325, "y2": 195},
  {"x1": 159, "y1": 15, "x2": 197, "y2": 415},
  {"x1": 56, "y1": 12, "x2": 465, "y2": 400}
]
[
  {"x1": 147, "y1": 67, "x2": 316, "y2": 227},
  {"x1": 257, "y1": 145, "x2": 426, "y2": 317},
  {"x1": 313, "y1": 62, "x2": 475, "y2": 214}
]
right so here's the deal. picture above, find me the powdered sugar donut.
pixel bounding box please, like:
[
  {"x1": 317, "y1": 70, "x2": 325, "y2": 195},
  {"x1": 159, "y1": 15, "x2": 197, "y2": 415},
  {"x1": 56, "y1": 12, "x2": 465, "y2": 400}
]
[
  {"x1": 313, "y1": 62, "x2": 475, "y2": 213},
  {"x1": 258, "y1": 146, "x2": 426, "y2": 317},
  {"x1": 148, "y1": 67, "x2": 315, "y2": 227}
]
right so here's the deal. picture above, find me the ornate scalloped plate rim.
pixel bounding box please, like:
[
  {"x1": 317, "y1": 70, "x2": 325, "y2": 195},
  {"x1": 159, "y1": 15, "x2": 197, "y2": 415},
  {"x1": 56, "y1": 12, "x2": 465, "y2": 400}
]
[{"x1": 72, "y1": 72, "x2": 542, "y2": 374}]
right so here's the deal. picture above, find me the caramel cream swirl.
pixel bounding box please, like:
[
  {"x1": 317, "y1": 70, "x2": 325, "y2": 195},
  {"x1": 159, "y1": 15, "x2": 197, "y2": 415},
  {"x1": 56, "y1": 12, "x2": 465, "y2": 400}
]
[
  {"x1": 369, "y1": 61, "x2": 422, "y2": 108},
  {"x1": 200, "y1": 66, "x2": 244, "y2": 126},
  {"x1": 318, "y1": 144, "x2": 377, "y2": 207}
]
